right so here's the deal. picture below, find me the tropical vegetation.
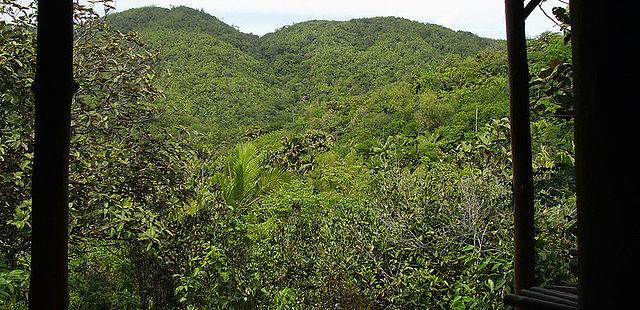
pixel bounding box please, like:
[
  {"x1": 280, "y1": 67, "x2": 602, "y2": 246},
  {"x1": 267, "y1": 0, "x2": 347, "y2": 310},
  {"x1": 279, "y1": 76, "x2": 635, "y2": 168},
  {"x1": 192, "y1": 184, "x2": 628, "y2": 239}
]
[{"x1": 1, "y1": 2, "x2": 576, "y2": 309}]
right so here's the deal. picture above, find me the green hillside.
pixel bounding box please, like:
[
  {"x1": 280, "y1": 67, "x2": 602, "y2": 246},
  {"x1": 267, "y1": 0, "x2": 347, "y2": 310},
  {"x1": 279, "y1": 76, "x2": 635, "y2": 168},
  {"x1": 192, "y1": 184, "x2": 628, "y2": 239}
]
[
  {"x1": 139, "y1": 28, "x2": 295, "y2": 143},
  {"x1": 106, "y1": 6, "x2": 260, "y2": 54},
  {"x1": 260, "y1": 17, "x2": 496, "y2": 98},
  {"x1": 105, "y1": 6, "x2": 498, "y2": 144}
]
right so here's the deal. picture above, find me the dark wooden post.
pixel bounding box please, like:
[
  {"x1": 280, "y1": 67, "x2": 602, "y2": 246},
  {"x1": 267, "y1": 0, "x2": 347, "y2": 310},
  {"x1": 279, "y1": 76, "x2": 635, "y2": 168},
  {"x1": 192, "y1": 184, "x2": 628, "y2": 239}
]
[
  {"x1": 505, "y1": 0, "x2": 536, "y2": 294},
  {"x1": 29, "y1": 0, "x2": 74, "y2": 309},
  {"x1": 571, "y1": 1, "x2": 639, "y2": 308}
]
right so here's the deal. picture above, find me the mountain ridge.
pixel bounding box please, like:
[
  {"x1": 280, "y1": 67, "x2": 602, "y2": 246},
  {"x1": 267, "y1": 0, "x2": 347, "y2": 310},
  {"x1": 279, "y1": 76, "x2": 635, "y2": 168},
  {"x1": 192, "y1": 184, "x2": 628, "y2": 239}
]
[
  {"x1": 107, "y1": 6, "x2": 495, "y2": 50},
  {"x1": 105, "y1": 6, "x2": 500, "y2": 143},
  {"x1": 107, "y1": 6, "x2": 260, "y2": 54}
]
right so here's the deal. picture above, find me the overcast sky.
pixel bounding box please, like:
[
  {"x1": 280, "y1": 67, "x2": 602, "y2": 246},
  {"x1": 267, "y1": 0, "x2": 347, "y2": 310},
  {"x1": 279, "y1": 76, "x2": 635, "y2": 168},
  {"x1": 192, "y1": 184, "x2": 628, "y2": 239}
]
[{"x1": 111, "y1": 0, "x2": 564, "y2": 39}]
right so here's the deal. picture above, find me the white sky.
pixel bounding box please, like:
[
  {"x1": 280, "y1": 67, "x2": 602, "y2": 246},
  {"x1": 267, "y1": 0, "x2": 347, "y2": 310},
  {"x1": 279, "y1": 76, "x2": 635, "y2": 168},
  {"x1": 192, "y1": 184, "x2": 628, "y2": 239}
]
[{"x1": 112, "y1": 0, "x2": 565, "y2": 39}]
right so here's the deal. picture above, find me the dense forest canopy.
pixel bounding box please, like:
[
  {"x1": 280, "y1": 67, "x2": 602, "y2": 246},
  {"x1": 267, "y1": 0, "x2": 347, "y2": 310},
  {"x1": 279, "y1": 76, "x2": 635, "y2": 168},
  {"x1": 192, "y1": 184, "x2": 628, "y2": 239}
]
[
  {"x1": 1, "y1": 2, "x2": 576, "y2": 309},
  {"x1": 105, "y1": 6, "x2": 498, "y2": 145}
]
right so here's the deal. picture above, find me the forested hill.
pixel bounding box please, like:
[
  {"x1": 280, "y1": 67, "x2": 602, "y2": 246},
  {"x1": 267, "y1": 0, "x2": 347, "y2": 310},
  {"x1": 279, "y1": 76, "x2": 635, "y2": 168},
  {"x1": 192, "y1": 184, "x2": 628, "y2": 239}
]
[
  {"x1": 260, "y1": 17, "x2": 495, "y2": 99},
  {"x1": 105, "y1": 6, "x2": 498, "y2": 143},
  {"x1": 106, "y1": 6, "x2": 260, "y2": 54}
]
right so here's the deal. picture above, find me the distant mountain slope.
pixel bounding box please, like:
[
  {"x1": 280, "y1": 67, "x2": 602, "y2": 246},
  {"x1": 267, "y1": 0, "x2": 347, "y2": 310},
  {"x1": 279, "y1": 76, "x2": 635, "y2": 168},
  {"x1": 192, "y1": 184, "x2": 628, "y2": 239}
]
[
  {"x1": 106, "y1": 7, "x2": 498, "y2": 144},
  {"x1": 261, "y1": 17, "x2": 492, "y2": 59},
  {"x1": 259, "y1": 17, "x2": 497, "y2": 99},
  {"x1": 106, "y1": 7, "x2": 294, "y2": 142},
  {"x1": 106, "y1": 6, "x2": 259, "y2": 54},
  {"x1": 138, "y1": 28, "x2": 294, "y2": 142}
]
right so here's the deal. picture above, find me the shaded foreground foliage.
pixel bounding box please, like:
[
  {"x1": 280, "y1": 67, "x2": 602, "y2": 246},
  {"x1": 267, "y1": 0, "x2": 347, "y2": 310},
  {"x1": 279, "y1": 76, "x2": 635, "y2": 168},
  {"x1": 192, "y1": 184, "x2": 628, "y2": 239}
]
[{"x1": 1, "y1": 2, "x2": 576, "y2": 309}]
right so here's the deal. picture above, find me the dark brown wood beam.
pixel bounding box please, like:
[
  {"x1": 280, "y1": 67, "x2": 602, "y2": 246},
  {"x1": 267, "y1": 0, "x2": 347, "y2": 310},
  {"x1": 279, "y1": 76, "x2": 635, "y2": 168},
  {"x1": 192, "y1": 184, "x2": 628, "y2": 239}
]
[
  {"x1": 571, "y1": 0, "x2": 640, "y2": 308},
  {"x1": 29, "y1": 0, "x2": 74, "y2": 309},
  {"x1": 504, "y1": 0, "x2": 536, "y2": 296},
  {"x1": 505, "y1": 294, "x2": 578, "y2": 310}
]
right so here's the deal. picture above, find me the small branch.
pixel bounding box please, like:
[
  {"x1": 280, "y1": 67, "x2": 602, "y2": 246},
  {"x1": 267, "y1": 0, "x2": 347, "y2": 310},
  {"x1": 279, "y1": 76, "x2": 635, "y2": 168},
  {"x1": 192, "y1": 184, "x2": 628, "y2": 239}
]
[
  {"x1": 525, "y1": 0, "x2": 544, "y2": 19},
  {"x1": 539, "y1": 4, "x2": 571, "y2": 32}
]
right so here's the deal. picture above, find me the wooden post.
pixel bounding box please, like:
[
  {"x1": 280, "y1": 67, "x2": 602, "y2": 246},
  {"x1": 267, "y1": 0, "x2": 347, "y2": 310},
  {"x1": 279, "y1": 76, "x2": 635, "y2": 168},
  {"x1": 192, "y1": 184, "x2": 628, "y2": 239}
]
[
  {"x1": 29, "y1": 0, "x2": 74, "y2": 309},
  {"x1": 505, "y1": 0, "x2": 536, "y2": 295},
  {"x1": 571, "y1": 0, "x2": 639, "y2": 308}
]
